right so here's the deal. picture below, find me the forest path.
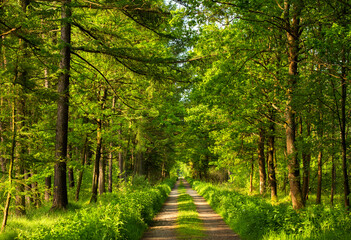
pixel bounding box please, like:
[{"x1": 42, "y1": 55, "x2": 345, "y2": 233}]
[
  {"x1": 183, "y1": 180, "x2": 241, "y2": 240},
  {"x1": 142, "y1": 179, "x2": 240, "y2": 240},
  {"x1": 141, "y1": 180, "x2": 180, "y2": 240}
]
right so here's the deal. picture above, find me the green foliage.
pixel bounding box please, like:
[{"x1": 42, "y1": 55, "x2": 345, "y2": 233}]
[
  {"x1": 189, "y1": 180, "x2": 351, "y2": 240},
  {"x1": 2, "y1": 177, "x2": 176, "y2": 240}
]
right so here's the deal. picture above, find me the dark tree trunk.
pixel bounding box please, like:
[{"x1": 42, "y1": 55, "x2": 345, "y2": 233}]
[
  {"x1": 316, "y1": 151, "x2": 323, "y2": 204},
  {"x1": 301, "y1": 120, "x2": 311, "y2": 202},
  {"x1": 45, "y1": 176, "x2": 51, "y2": 202},
  {"x1": 108, "y1": 144, "x2": 113, "y2": 193},
  {"x1": 258, "y1": 128, "x2": 266, "y2": 195},
  {"x1": 68, "y1": 167, "x2": 74, "y2": 188},
  {"x1": 341, "y1": 53, "x2": 350, "y2": 209},
  {"x1": 98, "y1": 148, "x2": 106, "y2": 195},
  {"x1": 90, "y1": 119, "x2": 102, "y2": 203},
  {"x1": 284, "y1": 0, "x2": 304, "y2": 210},
  {"x1": 75, "y1": 137, "x2": 88, "y2": 201},
  {"x1": 108, "y1": 97, "x2": 115, "y2": 192},
  {"x1": 268, "y1": 117, "x2": 277, "y2": 202},
  {"x1": 250, "y1": 157, "x2": 254, "y2": 194},
  {"x1": 331, "y1": 154, "x2": 336, "y2": 206},
  {"x1": 52, "y1": 0, "x2": 71, "y2": 210}
]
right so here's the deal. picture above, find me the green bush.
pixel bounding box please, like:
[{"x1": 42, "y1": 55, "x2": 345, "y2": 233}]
[
  {"x1": 189, "y1": 180, "x2": 351, "y2": 240},
  {"x1": 5, "y1": 177, "x2": 177, "y2": 240}
]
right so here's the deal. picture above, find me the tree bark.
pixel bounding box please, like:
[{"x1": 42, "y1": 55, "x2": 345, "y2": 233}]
[
  {"x1": 301, "y1": 118, "x2": 311, "y2": 202},
  {"x1": 108, "y1": 143, "x2": 113, "y2": 192},
  {"x1": 0, "y1": 95, "x2": 5, "y2": 173},
  {"x1": 52, "y1": 0, "x2": 71, "y2": 210},
  {"x1": 341, "y1": 51, "x2": 350, "y2": 209},
  {"x1": 24, "y1": 170, "x2": 32, "y2": 206},
  {"x1": 90, "y1": 119, "x2": 102, "y2": 203},
  {"x1": 108, "y1": 97, "x2": 115, "y2": 192},
  {"x1": 98, "y1": 147, "x2": 106, "y2": 195},
  {"x1": 316, "y1": 151, "x2": 323, "y2": 204},
  {"x1": 1, "y1": 97, "x2": 16, "y2": 232},
  {"x1": 268, "y1": 116, "x2": 277, "y2": 202},
  {"x1": 250, "y1": 156, "x2": 254, "y2": 194},
  {"x1": 75, "y1": 136, "x2": 88, "y2": 201},
  {"x1": 284, "y1": 0, "x2": 304, "y2": 210},
  {"x1": 45, "y1": 176, "x2": 51, "y2": 202},
  {"x1": 331, "y1": 154, "x2": 336, "y2": 206},
  {"x1": 258, "y1": 128, "x2": 266, "y2": 195}
]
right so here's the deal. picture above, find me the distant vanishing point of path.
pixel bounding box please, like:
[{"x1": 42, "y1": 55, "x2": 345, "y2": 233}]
[{"x1": 141, "y1": 179, "x2": 240, "y2": 240}]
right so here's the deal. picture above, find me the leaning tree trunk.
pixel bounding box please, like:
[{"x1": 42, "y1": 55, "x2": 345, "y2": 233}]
[{"x1": 52, "y1": 0, "x2": 71, "y2": 210}]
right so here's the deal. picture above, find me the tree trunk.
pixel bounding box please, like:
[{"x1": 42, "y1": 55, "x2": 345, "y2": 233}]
[
  {"x1": 90, "y1": 119, "x2": 102, "y2": 203},
  {"x1": 45, "y1": 176, "x2": 51, "y2": 202},
  {"x1": 268, "y1": 116, "x2": 277, "y2": 202},
  {"x1": 52, "y1": 0, "x2": 71, "y2": 210},
  {"x1": 301, "y1": 120, "x2": 311, "y2": 202},
  {"x1": 258, "y1": 128, "x2": 266, "y2": 195},
  {"x1": 108, "y1": 144, "x2": 113, "y2": 193},
  {"x1": 68, "y1": 167, "x2": 74, "y2": 188},
  {"x1": 316, "y1": 151, "x2": 323, "y2": 204},
  {"x1": 341, "y1": 52, "x2": 350, "y2": 209},
  {"x1": 108, "y1": 97, "x2": 115, "y2": 192},
  {"x1": 0, "y1": 95, "x2": 5, "y2": 173},
  {"x1": 24, "y1": 170, "x2": 32, "y2": 206},
  {"x1": 284, "y1": 0, "x2": 304, "y2": 210},
  {"x1": 1, "y1": 97, "x2": 16, "y2": 232},
  {"x1": 250, "y1": 156, "x2": 254, "y2": 194},
  {"x1": 98, "y1": 147, "x2": 106, "y2": 195},
  {"x1": 15, "y1": 71, "x2": 27, "y2": 216},
  {"x1": 331, "y1": 154, "x2": 336, "y2": 206},
  {"x1": 75, "y1": 137, "x2": 88, "y2": 201}
]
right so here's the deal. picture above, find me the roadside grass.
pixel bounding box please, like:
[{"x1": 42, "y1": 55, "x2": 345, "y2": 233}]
[
  {"x1": 188, "y1": 179, "x2": 351, "y2": 240},
  {"x1": 176, "y1": 180, "x2": 205, "y2": 239},
  {"x1": 1, "y1": 176, "x2": 177, "y2": 240}
]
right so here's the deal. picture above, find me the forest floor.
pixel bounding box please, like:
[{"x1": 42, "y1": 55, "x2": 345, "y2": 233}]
[{"x1": 141, "y1": 179, "x2": 240, "y2": 240}]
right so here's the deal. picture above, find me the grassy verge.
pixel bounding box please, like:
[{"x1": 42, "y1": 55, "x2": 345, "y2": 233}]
[
  {"x1": 176, "y1": 180, "x2": 205, "y2": 239},
  {"x1": 1, "y1": 176, "x2": 177, "y2": 240},
  {"x1": 188, "y1": 179, "x2": 351, "y2": 240}
]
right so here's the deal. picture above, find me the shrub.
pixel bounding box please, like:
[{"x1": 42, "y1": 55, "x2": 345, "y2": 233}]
[
  {"x1": 190, "y1": 180, "x2": 351, "y2": 240},
  {"x1": 5, "y1": 177, "x2": 177, "y2": 240}
]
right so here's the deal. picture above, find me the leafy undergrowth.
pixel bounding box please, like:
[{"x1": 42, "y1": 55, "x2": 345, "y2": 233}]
[
  {"x1": 177, "y1": 180, "x2": 204, "y2": 239},
  {"x1": 1, "y1": 177, "x2": 177, "y2": 240},
  {"x1": 188, "y1": 179, "x2": 351, "y2": 240}
]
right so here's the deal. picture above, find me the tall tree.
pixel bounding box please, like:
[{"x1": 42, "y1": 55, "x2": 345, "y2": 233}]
[{"x1": 52, "y1": 0, "x2": 71, "y2": 210}]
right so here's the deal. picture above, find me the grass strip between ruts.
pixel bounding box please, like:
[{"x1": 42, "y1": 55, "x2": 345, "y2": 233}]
[{"x1": 176, "y1": 180, "x2": 205, "y2": 239}]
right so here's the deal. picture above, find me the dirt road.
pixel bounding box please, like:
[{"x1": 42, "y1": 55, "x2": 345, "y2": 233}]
[{"x1": 142, "y1": 179, "x2": 240, "y2": 240}]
